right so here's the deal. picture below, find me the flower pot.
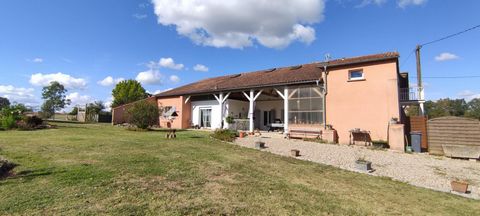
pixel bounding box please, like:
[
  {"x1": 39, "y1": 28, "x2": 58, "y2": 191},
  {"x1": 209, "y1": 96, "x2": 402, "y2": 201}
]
[
  {"x1": 451, "y1": 180, "x2": 469, "y2": 193},
  {"x1": 291, "y1": 149, "x2": 300, "y2": 157},
  {"x1": 255, "y1": 141, "x2": 265, "y2": 149},
  {"x1": 355, "y1": 160, "x2": 372, "y2": 172},
  {"x1": 239, "y1": 132, "x2": 245, "y2": 138}
]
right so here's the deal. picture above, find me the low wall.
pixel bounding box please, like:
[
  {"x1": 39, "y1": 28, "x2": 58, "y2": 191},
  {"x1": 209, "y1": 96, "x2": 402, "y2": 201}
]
[{"x1": 111, "y1": 97, "x2": 157, "y2": 125}]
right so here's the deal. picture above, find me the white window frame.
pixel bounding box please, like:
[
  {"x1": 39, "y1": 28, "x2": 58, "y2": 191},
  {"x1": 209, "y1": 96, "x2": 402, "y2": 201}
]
[{"x1": 348, "y1": 69, "x2": 365, "y2": 81}]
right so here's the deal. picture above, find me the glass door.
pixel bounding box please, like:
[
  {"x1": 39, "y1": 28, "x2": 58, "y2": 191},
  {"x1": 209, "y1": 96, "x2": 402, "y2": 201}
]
[{"x1": 200, "y1": 108, "x2": 212, "y2": 128}]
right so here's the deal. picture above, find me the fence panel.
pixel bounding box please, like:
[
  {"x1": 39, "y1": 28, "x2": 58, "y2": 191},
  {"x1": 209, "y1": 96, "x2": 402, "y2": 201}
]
[{"x1": 427, "y1": 116, "x2": 480, "y2": 157}]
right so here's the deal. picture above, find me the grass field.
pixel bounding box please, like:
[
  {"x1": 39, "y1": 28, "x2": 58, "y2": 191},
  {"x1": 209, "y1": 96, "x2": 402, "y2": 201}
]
[{"x1": 0, "y1": 123, "x2": 479, "y2": 215}]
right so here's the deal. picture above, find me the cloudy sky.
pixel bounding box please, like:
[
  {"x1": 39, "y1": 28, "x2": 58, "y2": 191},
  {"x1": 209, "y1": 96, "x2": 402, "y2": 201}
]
[{"x1": 1, "y1": 0, "x2": 479, "y2": 110}]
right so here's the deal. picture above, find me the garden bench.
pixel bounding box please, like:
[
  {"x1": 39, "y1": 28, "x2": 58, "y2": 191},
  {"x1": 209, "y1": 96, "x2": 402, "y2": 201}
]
[{"x1": 287, "y1": 128, "x2": 322, "y2": 139}]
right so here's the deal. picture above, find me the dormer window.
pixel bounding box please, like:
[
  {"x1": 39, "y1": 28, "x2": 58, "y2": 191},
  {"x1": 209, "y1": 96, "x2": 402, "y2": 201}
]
[{"x1": 348, "y1": 69, "x2": 364, "y2": 81}]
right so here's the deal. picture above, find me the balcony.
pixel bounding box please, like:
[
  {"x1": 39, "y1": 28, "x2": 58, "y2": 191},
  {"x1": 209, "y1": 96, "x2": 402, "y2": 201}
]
[{"x1": 400, "y1": 87, "x2": 425, "y2": 103}]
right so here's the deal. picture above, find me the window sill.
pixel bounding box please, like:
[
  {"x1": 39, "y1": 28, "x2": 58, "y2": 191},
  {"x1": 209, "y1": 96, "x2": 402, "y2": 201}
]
[{"x1": 347, "y1": 79, "x2": 366, "y2": 82}]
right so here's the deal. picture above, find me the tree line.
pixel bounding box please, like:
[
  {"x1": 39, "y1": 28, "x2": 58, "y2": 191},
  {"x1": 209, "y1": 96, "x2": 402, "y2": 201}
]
[{"x1": 407, "y1": 98, "x2": 480, "y2": 120}]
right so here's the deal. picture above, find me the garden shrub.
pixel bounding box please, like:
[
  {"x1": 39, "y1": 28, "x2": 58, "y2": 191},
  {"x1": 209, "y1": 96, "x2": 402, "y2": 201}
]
[
  {"x1": 0, "y1": 115, "x2": 16, "y2": 130},
  {"x1": 126, "y1": 100, "x2": 160, "y2": 130},
  {"x1": 211, "y1": 129, "x2": 238, "y2": 142},
  {"x1": 17, "y1": 116, "x2": 44, "y2": 130}
]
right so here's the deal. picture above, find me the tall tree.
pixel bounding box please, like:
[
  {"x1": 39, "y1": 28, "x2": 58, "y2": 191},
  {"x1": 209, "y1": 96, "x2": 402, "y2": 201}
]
[
  {"x1": 41, "y1": 81, "x2": 71, "y2": 119},
  {"x1": 111, "y1": 80, "x2": 148, "y2": 107},
  {"x1": 0, "y1": 97, "x2": 10, "y2": 110},
  {"x1": 85, "y1": 101, "x2": 106, "y2": 122},
  {"x1": 466, "y1": 98, "x2": 480, "y2": 119}
]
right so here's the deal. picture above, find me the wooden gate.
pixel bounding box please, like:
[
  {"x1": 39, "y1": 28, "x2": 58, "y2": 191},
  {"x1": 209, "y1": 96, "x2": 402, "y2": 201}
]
[
  {"x1": 406, "y1": 116, "x2": 428, "y2": 150},
  {"x1": 427, "y1": 116, "x2": 480, "y2": 158}
]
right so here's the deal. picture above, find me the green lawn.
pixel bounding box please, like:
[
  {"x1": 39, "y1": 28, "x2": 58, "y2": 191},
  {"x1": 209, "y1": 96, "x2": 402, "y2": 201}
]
[{"x1": 0, "y1": 123, "x2": 479, "y2": 215}]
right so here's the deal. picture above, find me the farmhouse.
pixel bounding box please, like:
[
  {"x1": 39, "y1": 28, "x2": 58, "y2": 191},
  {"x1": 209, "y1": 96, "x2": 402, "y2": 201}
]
[{"x1": 113, "y1": 52, "x2": 424, "y2": 144}]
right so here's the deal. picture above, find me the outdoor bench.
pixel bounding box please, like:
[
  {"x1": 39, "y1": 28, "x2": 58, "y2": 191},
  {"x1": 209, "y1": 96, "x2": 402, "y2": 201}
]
[{"x1": 287, "y1": 128, "x2": 322, "y2": 139}]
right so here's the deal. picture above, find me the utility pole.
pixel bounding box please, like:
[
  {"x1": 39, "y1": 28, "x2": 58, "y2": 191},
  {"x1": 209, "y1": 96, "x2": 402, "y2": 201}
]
[
  {"x1": 415, "y1": 45, "x2": 422, "y2": 89},
  {"x1": 415, "y1": 45, "x2": 425, "y2": 116}
]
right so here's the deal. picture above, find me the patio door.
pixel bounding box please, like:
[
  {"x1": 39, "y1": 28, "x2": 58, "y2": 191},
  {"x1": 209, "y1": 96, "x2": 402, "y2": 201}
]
[{"x1": 200, "y1": 108, "x2": 212, "y2": 128}]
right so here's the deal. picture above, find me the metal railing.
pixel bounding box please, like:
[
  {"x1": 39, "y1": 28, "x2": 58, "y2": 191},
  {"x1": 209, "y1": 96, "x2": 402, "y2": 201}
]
[{"x1": 399, "y1": 87, "x2": 424, "y2": 101}]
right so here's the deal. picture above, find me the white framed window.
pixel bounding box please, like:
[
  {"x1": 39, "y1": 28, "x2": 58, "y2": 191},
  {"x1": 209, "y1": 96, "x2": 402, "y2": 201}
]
[{"x1": 348, "y1": 69, "x2": 364, "y2": 81}]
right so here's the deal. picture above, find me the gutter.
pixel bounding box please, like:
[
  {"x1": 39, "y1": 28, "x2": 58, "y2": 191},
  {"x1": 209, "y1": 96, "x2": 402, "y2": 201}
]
[{"x1": 156, "y1": 80, "x2": 320, "y2": 98}]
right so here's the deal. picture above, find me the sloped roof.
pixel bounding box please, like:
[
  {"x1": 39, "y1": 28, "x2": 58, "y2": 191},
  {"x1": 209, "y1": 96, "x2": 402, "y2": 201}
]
[{"x1": 157, "y1": 52, "x2": 399, "y2": 97}]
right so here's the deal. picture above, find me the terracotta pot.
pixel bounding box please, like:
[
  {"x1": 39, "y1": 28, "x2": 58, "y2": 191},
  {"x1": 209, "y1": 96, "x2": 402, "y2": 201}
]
[
  {"x1": 291, "y1": 149, "x2": 300, "y2": 157},
  {"x1": 451, "y1": 180, "x2": 469, "y2": 193},
  {"x1": 239, "y1": 132, "x2": 245, "y2": 138}
]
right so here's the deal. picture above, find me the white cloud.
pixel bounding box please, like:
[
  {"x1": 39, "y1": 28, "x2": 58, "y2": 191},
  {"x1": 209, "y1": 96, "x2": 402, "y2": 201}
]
[
  {"x1": 357, "y1": 0, "x2": 387, "y2": 7},
  {"x1": 33, "y1": 58, "x2": 44, "y2": 63},
  {"x1": 169, "y1": 75, "x2": 180, "y2": 83},
  {"x1": 133, "y1": 14, "x2": 148, "y2": 19},
  {"x1": 103, "y1": 96, "x2": 114, "y2": 111},
  {"x1": 27, "y1": 58, "x2": 44, "y2": 63},
  {"x1": 458, "y1": 90, "x2": 480, "y2": 101},
  {"x1": 66, "y1": 92, "x2": 92, "y2": 106},
  {"x1": 193, "y1": 64, "x2": 209, "y2": 72},
  {"x1": 0, "y1": 85, "x2": 37, "y2": 105},
  {"x1": 98, "y1": 76, "x2": 125, "y2": 86},
  {"x1": 397, "y1": 0, "x2": 427, "y2": 8},
  {"x1": 136, "y1": 69, "x2": 163, "y2": 85},
  {"x1": 356, "y1": 0, "x2": 426, "y2": 8},
  {"x1": 158, "y1": 58, "x2": 184, "y2": 70},
  {"x1": 29, "y1": 72, "x2": 87, "y2": 89},
  {"x1": 435, "y1": 52, "x2": 459, "y2": 62},
  {"x1": 151, "y1": 0, "x2": 324, "y2": 49}
]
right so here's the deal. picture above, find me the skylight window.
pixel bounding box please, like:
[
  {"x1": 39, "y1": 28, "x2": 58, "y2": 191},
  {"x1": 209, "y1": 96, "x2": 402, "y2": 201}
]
[
  {"x1": 264, "y1": 68, "x2": 276, "y2": 73},
  {"x1": 290, "y1": 65, "x2": 303, "y2": 70}
]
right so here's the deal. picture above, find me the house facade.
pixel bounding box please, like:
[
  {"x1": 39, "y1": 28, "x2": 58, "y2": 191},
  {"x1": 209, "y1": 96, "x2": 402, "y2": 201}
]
[{"x1": 113, "y1": 52, "x2": 423, "y2": 144}]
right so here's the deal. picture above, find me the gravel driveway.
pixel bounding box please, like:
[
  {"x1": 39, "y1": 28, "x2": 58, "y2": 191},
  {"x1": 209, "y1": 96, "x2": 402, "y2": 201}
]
[{"x1": 234, "y1": 132, "x2": 480, "y2": 199}]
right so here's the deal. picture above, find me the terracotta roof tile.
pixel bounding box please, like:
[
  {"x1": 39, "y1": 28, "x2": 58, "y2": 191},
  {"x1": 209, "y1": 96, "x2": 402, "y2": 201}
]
[{"x1": 157, "y1": 52, "x2": 399, "y2": 97}]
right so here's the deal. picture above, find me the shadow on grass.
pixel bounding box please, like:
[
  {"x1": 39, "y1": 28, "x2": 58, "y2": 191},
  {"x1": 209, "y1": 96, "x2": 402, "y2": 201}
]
[
  {"x1": 5, "y1": 167, "x2": 60, "y2": 182},
  {"x1": 46, "y1": 120, "x2": 86, "y2": 124}
]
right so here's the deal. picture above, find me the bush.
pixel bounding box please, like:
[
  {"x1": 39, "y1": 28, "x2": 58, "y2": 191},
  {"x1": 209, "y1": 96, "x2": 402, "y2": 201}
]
[
  {"x1": 225, "y1": 116, "x2": 234, "y2": 124},
  {"x1": 0, "y1": 115, "x2": 16, "y2": 130},
  {"x1": 211, "y1": 129, "x2": 238, "y2": 142},
  {"x1": 17, "y1": 116, "x2": 44, "y2": 130},
  {"x1": 126, "y1": 100, "x2": 160, "y2": 129}
]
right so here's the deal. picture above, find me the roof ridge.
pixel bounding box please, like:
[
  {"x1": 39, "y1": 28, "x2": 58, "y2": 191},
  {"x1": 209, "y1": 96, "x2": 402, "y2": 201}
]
[{"x1": 156, "y1": 51, "x2": 399, "y2": 97}]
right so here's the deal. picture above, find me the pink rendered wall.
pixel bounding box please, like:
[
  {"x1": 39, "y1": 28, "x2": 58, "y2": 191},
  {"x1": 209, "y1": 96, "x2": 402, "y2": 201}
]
[
  {"x1": 157, "y1": 96, "x2": 191, "y2": 129},
  {"x1": 325, "y1": 60, "x2": 400, "y2": 144}
]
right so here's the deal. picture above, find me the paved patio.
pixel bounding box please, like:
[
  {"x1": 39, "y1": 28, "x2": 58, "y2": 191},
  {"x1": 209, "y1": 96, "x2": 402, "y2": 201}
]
[{"x1": 234, "y1": 132, "x2": 480, "y2": 199}]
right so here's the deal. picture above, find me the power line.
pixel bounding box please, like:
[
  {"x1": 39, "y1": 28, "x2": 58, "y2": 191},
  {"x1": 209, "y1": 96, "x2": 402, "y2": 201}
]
[
  {"x1": 411, "y1": 75, "x2": 480, "y2": 79},
  {"x1": 400, "y1": 49, "x2": 415, "y2": 67},
  {"x1": 421, "y1": 24, "x2": 480, "y2": 47}
]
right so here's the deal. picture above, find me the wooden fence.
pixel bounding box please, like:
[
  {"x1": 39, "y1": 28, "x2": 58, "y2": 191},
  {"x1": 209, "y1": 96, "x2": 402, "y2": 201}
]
[{"x1": 427, "y1": 116, "x2": 480, "y2": 158}]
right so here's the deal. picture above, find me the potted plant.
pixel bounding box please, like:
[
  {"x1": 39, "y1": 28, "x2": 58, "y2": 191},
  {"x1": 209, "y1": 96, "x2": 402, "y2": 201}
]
[
  {"x1": 225, "y1": 116, "x2": 234, "y2": 124},
  {"x1": 354, "y1": 156, "x2": 372, "y2": 172},
  {"x1": 451, "y1": 179, "x2": 469, "y2": 194},
  {"x1": 389, "y1": 117, "x2": 399, "y2": 125},
  {"x1": 239, "y1": 131, "x2": 246, "y2": 138}
]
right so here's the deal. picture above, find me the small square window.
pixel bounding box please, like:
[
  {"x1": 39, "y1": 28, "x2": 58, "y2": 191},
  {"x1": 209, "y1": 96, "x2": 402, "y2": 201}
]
[{"x1": 348, "y1": 70, "x2": 364, "y2": 81}]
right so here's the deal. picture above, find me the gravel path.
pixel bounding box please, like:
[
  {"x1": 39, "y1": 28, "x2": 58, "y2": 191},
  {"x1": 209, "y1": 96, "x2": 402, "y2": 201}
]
[{"x1": 234, "y1": 132, "x2": 480, "y2": 199}]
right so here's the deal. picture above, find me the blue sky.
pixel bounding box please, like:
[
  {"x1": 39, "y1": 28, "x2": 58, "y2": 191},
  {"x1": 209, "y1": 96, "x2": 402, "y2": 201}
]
[{"x1": 1, "y1": 0, "x2": 479, "y2": 110}]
